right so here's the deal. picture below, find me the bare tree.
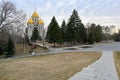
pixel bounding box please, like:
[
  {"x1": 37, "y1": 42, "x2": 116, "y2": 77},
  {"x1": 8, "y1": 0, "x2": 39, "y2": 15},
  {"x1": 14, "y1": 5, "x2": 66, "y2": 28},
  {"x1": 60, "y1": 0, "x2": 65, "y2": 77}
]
[
  {"x1": 0, "y1": 0, "x2": 26, "y2": 55},
  {"x1": 102, "y1": 26, "x2": 113, "y2": 41},
  {"x1": 0, "y1": 0, "x2": 26, "y2": 30}
]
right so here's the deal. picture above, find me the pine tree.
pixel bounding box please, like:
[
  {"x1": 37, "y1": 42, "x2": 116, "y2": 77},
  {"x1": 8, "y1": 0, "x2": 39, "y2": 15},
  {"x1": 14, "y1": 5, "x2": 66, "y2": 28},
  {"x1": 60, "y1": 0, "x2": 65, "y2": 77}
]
[
  {"x1": 67, "y1": 9, "x2": 87, "y2": 45},
  {"x1": 88, "y1": 23, "x2": 96, "y2": 43},
  {"x1": 0, "y1": 46, "x2": 3, "y2": 55},
  {"x1": 88, "y1": 23, "x2": 103, "y2": 43},
  {"x1": 95, "y1": 25, "x2": 103, "y2": 42},
  {"x1": 88, "y1": 32, "x2": 94, "y2": 44},
  {"x1": 46, "y1": 16, "x2": 62, "y2": 47},
  {"x1": 87, "y1": 23, "x2": 97, "y2": 44},
  {"x1": 31, "y1": 27, "x2": 40, "y2": 42},
  {"x1": 67, "y1": 9, "x2": 77, "y2": 45},
  {"x1": 61, "y1": 20, "x2": 67, "y2": 43},
  {"x1": 114, "y1": 30, "x2": 120, "y2": 41},
  {"x1": 77, "y1": 23, "x2": 87, "y2": 43},
  {"x1": 5, "y1": 38, "x2": 15, "y2": 57}
]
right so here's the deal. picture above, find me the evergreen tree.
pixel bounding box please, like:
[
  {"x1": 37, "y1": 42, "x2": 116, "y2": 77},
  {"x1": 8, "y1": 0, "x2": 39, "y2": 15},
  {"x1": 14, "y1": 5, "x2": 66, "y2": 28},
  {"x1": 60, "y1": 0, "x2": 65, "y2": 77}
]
[
  {"x1": 46, "y1": 16, "x2": 62, "y2": 47},
  {"x1": 0, "y1": 39, "x2": 4, "y2": 55},
  {"x1": 0, "y1": 46, "x2": 3, "y2": 55},
  {"x1": 77, "y1": 24, "x2": 87, "y2": 43},
  {"x1": 88, "y1": 23, "x2": 96, "y2": 43},
  {"x1": 31, "y1": 27, "x2": 40, "y2": 42},
  {"x1": 5, "y1": 38, "x2": 15, "y2": 57},
  {"x1": 94, "y1": 25, "x2": 103, "y2": 42},
  {"x1": 67, "y1": 9, "x2": 87, "y2": 45},
  {"x1": 88, "y1": 32, "x2": 94, "y2": 44},
  {"x1": 61, "y1": 20, "x2": 67, "y2": 43},
  {"x1": 67, "y1": 9, "x2": 78, "y2": 45},
  {"x1": 88, "y1": 23, "x2": 103, "y2": 43},
  {"x1": 102, "y1": 26, "x2": 112, "y2": 41},
  {"x1": 113, "y1": 30, "x2": 120, "y2": 41}
]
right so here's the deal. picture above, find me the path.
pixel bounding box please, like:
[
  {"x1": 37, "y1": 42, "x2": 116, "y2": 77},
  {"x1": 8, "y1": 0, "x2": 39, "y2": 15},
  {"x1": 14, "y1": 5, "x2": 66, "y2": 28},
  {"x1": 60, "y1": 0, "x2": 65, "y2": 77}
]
[{"x1": 69, "y1": 51, "x2": 119, "y2": 80}]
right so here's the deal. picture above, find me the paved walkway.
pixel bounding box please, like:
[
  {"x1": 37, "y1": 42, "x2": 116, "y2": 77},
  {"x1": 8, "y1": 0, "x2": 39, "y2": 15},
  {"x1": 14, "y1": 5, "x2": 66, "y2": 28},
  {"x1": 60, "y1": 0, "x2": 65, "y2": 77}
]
[{"x1": 69, "y1": 51, "x2": 119, "y2": 80}]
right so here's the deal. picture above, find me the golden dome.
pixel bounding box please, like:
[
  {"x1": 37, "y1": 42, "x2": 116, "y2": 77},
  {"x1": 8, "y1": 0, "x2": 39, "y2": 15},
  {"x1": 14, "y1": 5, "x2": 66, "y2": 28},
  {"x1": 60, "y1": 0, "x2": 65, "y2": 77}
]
[
  {"x1": 27, "y1": 18, "x2": 34, "y2": 24},
  {"x1": 38, "y1": 19, "x2": 44, "y2": 25},
  {"x1": 32, "y1": 11, "x2": 39, "y2": 18}
]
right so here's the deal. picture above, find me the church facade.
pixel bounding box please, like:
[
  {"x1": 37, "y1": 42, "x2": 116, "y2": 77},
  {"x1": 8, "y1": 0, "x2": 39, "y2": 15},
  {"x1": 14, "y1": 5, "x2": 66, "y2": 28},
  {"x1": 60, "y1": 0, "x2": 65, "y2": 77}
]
[{"x1": 27, "y1": 10, "x2": 44, "y2": 40}]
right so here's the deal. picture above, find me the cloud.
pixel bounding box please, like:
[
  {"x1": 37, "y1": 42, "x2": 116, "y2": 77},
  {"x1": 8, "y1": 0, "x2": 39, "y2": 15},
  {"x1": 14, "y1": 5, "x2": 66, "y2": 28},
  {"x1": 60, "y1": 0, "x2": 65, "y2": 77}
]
[
  {"x1": 45, "y1": 1, "x2": 52, "y2": 10},
  {"x1": 5, "y1": 0, "x2": 120, "y2": 28},
  {"x1": 82, "y1": 16, "x2": 120, "y2": 26}
]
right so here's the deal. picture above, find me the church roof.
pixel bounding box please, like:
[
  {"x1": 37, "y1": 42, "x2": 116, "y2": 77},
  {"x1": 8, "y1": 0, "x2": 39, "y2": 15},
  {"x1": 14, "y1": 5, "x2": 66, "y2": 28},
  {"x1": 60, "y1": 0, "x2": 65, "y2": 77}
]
[
  {"x1": 27, "y1": 18, "x2": 34, "y2": 24},
  {"x1": 38, "y1": 19, "x2": 44, "y2": 25},
  {"x1": 27, "y1": 10, "x2": 44, "y2": 25},
  {"x1": 32, "y1": 11, "x2": 39, "y2": 18}
]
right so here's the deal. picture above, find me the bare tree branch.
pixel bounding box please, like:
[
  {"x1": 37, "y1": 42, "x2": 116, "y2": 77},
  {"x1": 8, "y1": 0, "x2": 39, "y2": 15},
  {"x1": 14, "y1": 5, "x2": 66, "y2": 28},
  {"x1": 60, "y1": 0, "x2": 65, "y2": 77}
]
[{"x1": 0, "y1": 0, "x2": 26, "y2": 30}]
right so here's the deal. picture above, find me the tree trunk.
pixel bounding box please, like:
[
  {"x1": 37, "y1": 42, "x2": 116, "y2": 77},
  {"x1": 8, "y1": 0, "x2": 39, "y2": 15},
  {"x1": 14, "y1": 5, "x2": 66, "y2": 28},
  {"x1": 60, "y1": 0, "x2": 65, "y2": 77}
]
[
  {"x1": 73, "y1": 40, "x2": 76, "y2": 45},
  {"x1": 54, "y1": 42, "x2": 56, "y2": 47}
]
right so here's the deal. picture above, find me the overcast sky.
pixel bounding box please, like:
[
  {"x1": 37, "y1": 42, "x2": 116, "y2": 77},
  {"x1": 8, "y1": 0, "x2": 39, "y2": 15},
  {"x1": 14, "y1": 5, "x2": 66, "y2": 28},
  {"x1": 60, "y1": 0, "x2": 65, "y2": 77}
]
[{"x1": 4, "y1": 0, "x2": 120, "y2": 29}]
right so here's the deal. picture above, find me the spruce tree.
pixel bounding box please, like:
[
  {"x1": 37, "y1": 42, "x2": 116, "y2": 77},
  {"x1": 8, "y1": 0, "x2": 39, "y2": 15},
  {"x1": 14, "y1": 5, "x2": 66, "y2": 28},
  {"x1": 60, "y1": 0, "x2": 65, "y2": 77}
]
[
  {"x1": 0, "y1": 46, "x2": 3, "y2": 55},
  {"x1": 46, "y1": 16, "x2": 62, "y2": 47},
  {"x1": 88, "y1": 23, "x2": 96, "y2": 43},
  {"x1": 88, "y1": 23, "x2": 103, "y2": 43},
  {"x1": 77, "y1": 24, "x2": 87, "y2": 43},
  {"x1": 114, "y1": 30, "x2": 120, "y2": 41},
  {"x1": 5, "y1": 38, "x2": 15, "y2": 57},
  {"x1": 61, "y1": 20, "x2": 67, "y2": 43},
  {"x1": 67, "y1": 9, "x2": 87, "y2": 45},
  {"x1": 31, "y1": 27, "x2": 40, "y2": 42},
  {"x1": 67, "y1": 9, "x2": 77, "y2": 45},
  {"x1": 88, "y1": 32, "x2": 94, "y2": 44},
  {"x1": 94, "y1": 25, "x2": 103, "y2": 42}
]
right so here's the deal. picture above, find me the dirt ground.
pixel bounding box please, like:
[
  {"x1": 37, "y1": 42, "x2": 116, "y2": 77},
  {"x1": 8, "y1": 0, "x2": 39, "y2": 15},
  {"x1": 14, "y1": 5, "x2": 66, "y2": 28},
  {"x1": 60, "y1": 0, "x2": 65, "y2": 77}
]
[
  {"x1": 114, "y1": 51, "x2": 120, "y2": 80},
  {"x1": 0, "y1": 52, "x2": 101, "y2": 80}
]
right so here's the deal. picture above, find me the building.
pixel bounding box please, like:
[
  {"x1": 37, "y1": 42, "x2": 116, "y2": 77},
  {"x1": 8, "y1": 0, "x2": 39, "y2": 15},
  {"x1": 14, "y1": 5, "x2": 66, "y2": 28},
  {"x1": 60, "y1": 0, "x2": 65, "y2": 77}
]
[{"x1": 27, "y1": 10, "x2": 44, "y2": 40}]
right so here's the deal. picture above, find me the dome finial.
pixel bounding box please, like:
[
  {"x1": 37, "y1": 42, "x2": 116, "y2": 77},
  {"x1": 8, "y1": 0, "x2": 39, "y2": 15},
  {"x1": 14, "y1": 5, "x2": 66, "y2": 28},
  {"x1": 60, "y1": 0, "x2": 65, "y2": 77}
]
[
  {"x1": 32, "y1": 6, "x2": 39, "y2": 18},
  {"x1": 34, "y1": 5, "x2": 36, "y2": 12},
  {"x1": 40, "y1": 13, "x2": 41, "y2": 19}
]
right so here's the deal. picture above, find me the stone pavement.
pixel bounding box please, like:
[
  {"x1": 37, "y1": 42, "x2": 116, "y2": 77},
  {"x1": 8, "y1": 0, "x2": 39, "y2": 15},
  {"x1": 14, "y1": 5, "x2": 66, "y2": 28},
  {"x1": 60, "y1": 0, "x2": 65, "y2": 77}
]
[{"x1": 69, "y1": 51, "x2": 119, "y2": 80}]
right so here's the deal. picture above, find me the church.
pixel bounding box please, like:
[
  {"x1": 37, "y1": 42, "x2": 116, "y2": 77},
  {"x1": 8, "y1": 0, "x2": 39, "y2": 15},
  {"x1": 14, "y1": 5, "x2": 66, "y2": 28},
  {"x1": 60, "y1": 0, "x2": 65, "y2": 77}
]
[{"x1": 27, "y1": 10, "x2": 44, "y2": 40}]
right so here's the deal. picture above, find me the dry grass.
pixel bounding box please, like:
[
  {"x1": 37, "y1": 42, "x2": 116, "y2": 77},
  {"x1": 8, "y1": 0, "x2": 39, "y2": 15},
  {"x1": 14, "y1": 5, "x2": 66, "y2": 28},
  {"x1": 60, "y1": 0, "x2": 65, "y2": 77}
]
[
  {"x1": 0, "y1": 52, "x2": 101, "y2": 80},
  {"x1": 15, "y1": 44, "x2": 48, "y2": 56},
  {"x1": 95, "y1": 42, "x2": 112, "y2": 44},
  {"x1": 114, "y1": 51, "x2": 120, "y2": 79}
]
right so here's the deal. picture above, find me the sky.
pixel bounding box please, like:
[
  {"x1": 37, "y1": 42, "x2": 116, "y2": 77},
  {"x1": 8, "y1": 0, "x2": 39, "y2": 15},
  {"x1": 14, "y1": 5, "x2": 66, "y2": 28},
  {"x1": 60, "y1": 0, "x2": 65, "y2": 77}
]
[{"x1": 3, "y1": 0, "x2": 120, "y2": 31}]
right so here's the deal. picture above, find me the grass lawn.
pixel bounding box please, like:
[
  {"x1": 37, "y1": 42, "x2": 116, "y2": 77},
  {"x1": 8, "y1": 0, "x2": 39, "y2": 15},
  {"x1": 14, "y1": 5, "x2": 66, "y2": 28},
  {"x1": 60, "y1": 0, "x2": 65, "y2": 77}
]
[
  {"x1": 15, "y1": 44, "x2": 48, "y2": 56},
  {"x1": 0, "y1": 52, "x2": 101, "y2": 80},
  {"x1": 114, "y1": 51, "x2": 120, "y2": 79},
  {"x1": 95, "y1": 41, "x2": 112, "y2": 44}
]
